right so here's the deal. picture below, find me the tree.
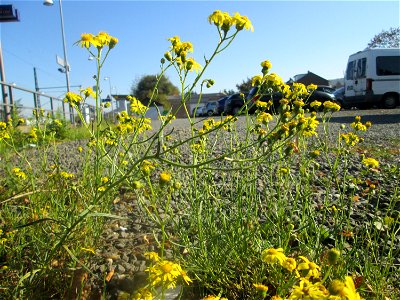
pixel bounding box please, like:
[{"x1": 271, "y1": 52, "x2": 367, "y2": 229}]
[
  {"x1": 131, "y1": 74, "x2": 179, "y2": 110},
  {"x1": 367, "y1": 27, "x2": 400, "y2": 49},
  {"x1": 236, "y1": 78, "x2": 253, "y2": 94}
]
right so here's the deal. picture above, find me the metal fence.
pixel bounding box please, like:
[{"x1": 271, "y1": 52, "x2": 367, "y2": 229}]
[{"x1": 0, "y1": 80, "x2": 74, "y2": 122}]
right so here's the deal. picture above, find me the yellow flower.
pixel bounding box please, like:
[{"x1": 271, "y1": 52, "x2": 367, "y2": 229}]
[
  {"x1": 94, "y1": 31, "x2": 111, "y2": 47},
  {"x1": 208, "y1": 10, "x2": 233, "y2": 33},
  {"x1": 77, "y1": 33, "x2": 99, "y2": 48},
  {"x1": 329, "y1": 276, "x2": 364, "y2": 300},
  {"x1": 109, "y1": 36, "x2": 118, "y2": 49},
  {"x1": 12, "y1": 167, "x2": 27, "y2": 180},
  {"x1": 185, "y1": 57, "x2": 202, "y2": 73},
  {"x1": 0, "y1": 121, "x2": 11, "y2": 140},
  {"x1": 362, "y1": 157, "x2": 379, "y2": 169},
  {"x1": 81, "y1": 86, "x2": 96, "y2": 99},
  {"x1": 288, "y1": 279, "x2": 328, "y2": 300},
  {"x1": 340, "y1": 132, "x2": 360, "y2": 146},
  {"x1": 307, "y1": 84, "x2": 318, "y2": 91},
  {"x1": 262, "y1": 248, "x2": 287, "y2": 265},
  {"x1": 323, "y1": 101, "x2": 341, "y2": 112},
  {"x1": 282, "y1": 257, "x2": 297, "y2": 272},
  {"x1": 28, "y1": 127, "x2": 38, "y2": 142},
  {"x1": 296, "y1": 256, "x2": 321, "y2": 279},
  {"x1": 256, "y1": 112, "x2": 273, "y2": 125},
  {"x1": 201, "y1": 296, "x2": 228, "y2": 300},
  {"x1": 310, "y1": 100, "x2": 322, "y2": 109},
  {"x1": 253, "y1": 283, "x2": 268, "y2": 291},
  {"x1": 233, "y1": 12, "x2": 254, "y2": 32},
  {"x1": 64, "y1": 92, "x2": 83, "y2": 106},
  {"x1": 160, "y1": 171, "x2": 172, "y2": 184},
  {"x1": 251, "y1": 75, "x2": 263, "y2": 86},
  {"x1": 131, "y1": 287, "x2": 153, "y2": 300},
  {"x1": 60, "y1": 171, "x2": 74, "y2": 179},
  {"x1": 101, "y1": 177, "x2": 109, "y2": 184},
  {"x1": 127, "y1": 96, "x2": 149, "y2": 115},
  {"x1": 77, "y1": 146, "x2": 83, "y2": 153},
  {"x1": 261, "y1": 60, "x2": 272, "y2": 71},
  {"x1": 144, "y1": 252, "x2": 160, "y2": 262},
  {"x1": 146, "y1": 260, "x2": 192, "y2": 289}
]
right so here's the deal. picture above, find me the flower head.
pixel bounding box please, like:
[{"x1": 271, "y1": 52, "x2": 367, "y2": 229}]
[
  {"x1": 362, "y1": 157, "x2": 379, "y2": 169},
  {"x1": 146, "y1": 260, "x2": 192, "y2": 289},
  {"x1": 296, "y1": 256, "x2": 321, "y2": 279},
  {"x1": 233, "y1": 12, "x2": 254, "y2": 32},
  {"x1": 262, "y1": 248, "x2": 287, "y2": 265}
]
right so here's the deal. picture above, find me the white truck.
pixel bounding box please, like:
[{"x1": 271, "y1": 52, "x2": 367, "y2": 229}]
[{"x1": 344, "y1": 48, "x2": 400, "y2": 109}]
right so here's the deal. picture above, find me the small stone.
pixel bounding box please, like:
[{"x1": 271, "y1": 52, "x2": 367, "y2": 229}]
[{"x1": 117, "y1": 264, "x2": 126, "y2": 273}]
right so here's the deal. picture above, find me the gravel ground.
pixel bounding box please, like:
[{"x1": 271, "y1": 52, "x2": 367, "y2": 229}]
[
  {"x1": 1, "y1": 108, "x2": 399, "y2": 299},
  {"x1": 81, "y1": 108, "x2": 399, "y2": 299}
]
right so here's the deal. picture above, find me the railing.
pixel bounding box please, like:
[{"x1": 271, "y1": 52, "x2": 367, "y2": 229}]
[{"x1": 0, "y1": 80, "x2": 73, "y2": 122}]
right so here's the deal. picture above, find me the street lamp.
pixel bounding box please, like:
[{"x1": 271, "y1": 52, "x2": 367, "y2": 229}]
[{"x1": 43, "y1": 0, "x2": 74, "y2": 124}]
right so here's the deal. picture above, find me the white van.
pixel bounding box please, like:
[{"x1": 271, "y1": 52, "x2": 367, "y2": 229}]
[{"x1": 344, "y1": 48, "x2": 400, "y2": 108}]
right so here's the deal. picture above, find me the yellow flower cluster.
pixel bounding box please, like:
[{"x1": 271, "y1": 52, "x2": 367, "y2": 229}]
[
  {"x1": 77, "y1": 31, "x2": 118, "y2": 50},
  {"x1": 164, "y1": 36, "x2": 202, "y2": 73},
  {"x1": 60, "y1": 171, "x2": 74, "y2": 179},
  {"x1": 260, "y1": 248, "x2": 364, "y2": 300},
  {"x1": 127, "y1": 96, "x2": 149, "y2": 115},
  {"x1": 208, "y1": 10, "x2": 253, "y2": 33},
  {"x1": 146, "y1": 259, "x2": 192, "y2": 289},
  {"x1": 323, "y1": 101, "x2": 341, "y2": 112},
  {"x1": 201, "y1": 295, "x2": 228, "y2": 300},
  {"x1": 12, "y1": 167, "x2": 27, "y2": 180},
  {"x1": 0, "y1": 121, "x2": 10, "y2": 141},
  {"x1": 340, "y1": 132, "x2": 361, "y2": 147},
  {"x1": 81, "y1": 86, "x2": 96, "y2": 99},
  {"x1": 116, "y1": 111, "x2": 152, "y2": 135},
  {"x1": 64, "y1": 92, "x2": 83, "y2": 107},
  {"x1": 27, "y1": 127, "x2": 38, "y2": 142},
  {"x1": 256, "y1": 111, "x2": 273, "y2": 125},
  {"x1": 362, "y1": 157, "x2": 379, "y2": 169},
  {"x1": 350, "y1": 116, "x2": 371, "y2": 131}
]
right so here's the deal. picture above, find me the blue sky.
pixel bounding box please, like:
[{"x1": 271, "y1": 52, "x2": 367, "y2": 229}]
[{"x1": 1, "y1": 0, "x2": 399, "y2": 110}]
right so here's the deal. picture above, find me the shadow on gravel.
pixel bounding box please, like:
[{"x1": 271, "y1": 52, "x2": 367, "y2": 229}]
[{"x1": 324, "y1": 114, "x2": 400, "y2": 124}]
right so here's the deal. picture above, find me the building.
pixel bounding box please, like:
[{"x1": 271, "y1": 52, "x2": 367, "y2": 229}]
[
  {"x1": 167, "y1": 92, "x2": 226, "y2": 118},
  {"x1": 288, "y1": 71, "x2": 330, "y2": 86}
]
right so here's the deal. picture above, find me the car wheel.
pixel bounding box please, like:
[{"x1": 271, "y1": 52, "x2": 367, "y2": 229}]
[
  {"x1": 207, "y1": 110, "x2": 214, "y2": 116},
  {"x1": 232, "y1": 106, "x2": 240, "y2": 115},
  {"x1": 382, "y1": 94, "x2": 398, "y2": 109}
]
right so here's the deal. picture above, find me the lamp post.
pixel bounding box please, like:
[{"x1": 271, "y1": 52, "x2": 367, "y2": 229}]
[{"x1": 43, "y1": 0, "x2": 74, "y2": 124}]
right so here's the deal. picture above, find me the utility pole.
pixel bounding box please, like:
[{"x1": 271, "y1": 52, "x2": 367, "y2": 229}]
[
  {"x1": 0, "y1": 42, "x2": 10, "y2": 121},
  {"x1": 33, "y1": 67, "x2": 41, "y2": 109}
]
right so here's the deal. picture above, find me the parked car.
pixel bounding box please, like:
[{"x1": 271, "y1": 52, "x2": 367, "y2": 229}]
[
  {"x1": 203, "y1": 101, "x2": 218, "y2": 116},
  {"x1": 333, "y1": 87, "x2": 345, "y2": 107},
  {"x1": 192, "y1": 105, "x2": 204, "y2": 117},
  {"x1": 215, "y1": 96, "x2": 230, "y2": 115},
  {"x1": 238, "y1": 85, "x2": 338, "y2": 114},
  {"x1": 224, "y1": 93, "x2": 251, "y2": 115}
]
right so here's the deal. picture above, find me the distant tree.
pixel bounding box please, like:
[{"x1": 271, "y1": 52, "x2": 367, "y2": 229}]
[
  {"x1": 236, "y1": 78, "x2": 253, "y2": 94},
  {"x1": 131, "y1": 74, "x2": 179, "y2": 110},
  {"x1": 367, "y1": 27, "x2": 400, "y2": 48}
]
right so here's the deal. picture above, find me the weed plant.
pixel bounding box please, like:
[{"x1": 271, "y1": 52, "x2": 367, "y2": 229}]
[{"x1": 0, "y1": 10, "x2": 399, "y2": 300}]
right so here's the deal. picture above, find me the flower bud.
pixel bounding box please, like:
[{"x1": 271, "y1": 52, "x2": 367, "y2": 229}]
[{"x1": 327, "y1": 248, "x2": 341, "y2": 265}]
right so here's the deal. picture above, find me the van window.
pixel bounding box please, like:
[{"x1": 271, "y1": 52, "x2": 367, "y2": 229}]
[
  {"x1": 346, "y1": 60, "x2": 356, "y2": 79},
  {"x1": 356, "y1": 58, "x2": 366, "y2": 78},
  {"x1": 376, "y1": 56, "x2": 400, "y2": 76}
]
